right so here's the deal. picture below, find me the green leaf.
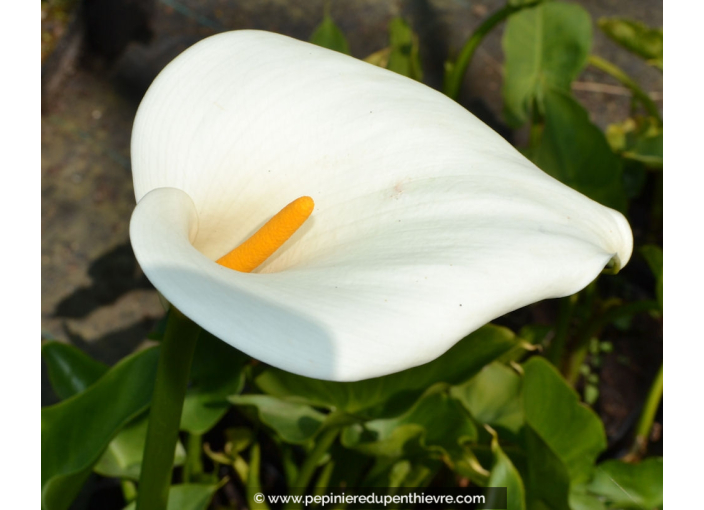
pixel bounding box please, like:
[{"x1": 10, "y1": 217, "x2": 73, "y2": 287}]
[
  {"x1": 42, "y1": 342, "x2": 108, "y2": 400},
  {"x1": 606, "y1": 117, "x2": 663, "y2": 168},
  {"x1": 570, "y1": 484, "x2": 606, "y2": 510},
  {"x1": 386, "y1": 18, "x2": 423, "y2": 81},
  {"x1": 310, "y1": 14, "x2": 350, "y2": 55},
  {"x1": 451, "y1": 362, "x2": 523, "y2": 436},
  {"x1": 341, "y1": 387, "x2": 477, "y2": 459},
  {"x1": 528, "y1": 88, "x2": 627, "y2": 211},
  {"x1": 41, "y1": 472, "x2": 92, "y2": 510},
  {"x1": 41, "y1": 347, "x2": 160, "y2": 510},
  {"x1": 93, "y1": 415, "x2": 186, "y2": 480},
  {"x1": 181, "y1": 332, "x2": 248, "y2": 434},
  {"x1": 523, "y1": 426, "x2": 571, "y2": 510},
  {"x1": 640, "y1": 245, "x2": 663, "y2": 310},
  {"x1": 641, "y1": 246, "x2": 663, "y2": 278},
  {"x1": 124, "y1": 483, "x2": 219, "y2": 510},
  {"x1": 503, "y1": 1, "x2": 592, "y2": 126},
  {"x1": 523, "y1": 357, "x2": 606, "y2": 484},
  {"x1": 488, "y1": 434, "x2": 526, "y2": 510},
  {"x1": 255, "y1": 325, "x2": 518, "y2": 419},
  {"x1": 588, "y1": 458, "x2": 663, "y2": 509},
  {"x1": 343, "y1": 423, "x2": 424, "y2": 459},
  {"x1": 41, "y1": 343, "x2": 184, "y2": 483},
  {"x1": 598, "y1": 18, "x2": 663, "y2": 70},
  {"x1": 229, "y1": 394, "x2": 327, "y2": 444}
]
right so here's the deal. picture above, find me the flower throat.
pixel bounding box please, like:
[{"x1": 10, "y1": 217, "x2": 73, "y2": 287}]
[{"x1": 217, "y1": 196, "x2": 314, "y2": 273}]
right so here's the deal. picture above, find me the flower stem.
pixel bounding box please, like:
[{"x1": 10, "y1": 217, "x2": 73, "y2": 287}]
[
  {"x1": 587, "y1": 55, "x2": 662, "y2": 123},
  {"x1": 183, "y1": 433, "x2": 204, "y2": 483},
  {"x1": 284, "y1": 427, "x2": 339, "y2": 510},
  {"x1": 313, "y1": 461, "x2": 335, "y2": 495},
  {"x1": 136, "y1": 309, "x2": 200, "y2": 510},
  {"x1": 246, "y1": 443, "x2": 265, "y2": 507},
  {"x1": 443, "y1": 3, "x2": 532, "y2": 101},
  {"x1": 627, "y1": 364, "x2": 663, "y2": 461}
]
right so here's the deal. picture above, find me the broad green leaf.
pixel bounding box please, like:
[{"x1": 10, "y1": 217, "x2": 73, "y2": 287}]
[
  {"x1": 42, "y1": 341, "x2": 108, "y2": 399},
  {"x1": 523, "y1": 426, "x2": 571, "y2": 510},
  {"x1": 343, "y1": 423, "x2": 424, "y2": 459},
  {"x1": 181, "y1": 331, "x2": 248, "y2": 434},
  {"x1": 94, "y1": 416, "x2": 149, "y2": 479},
  {"x1": 229, "y1": 394, "x2": 327, "y2": 444},
  {"x1": 503, "y1": 2, "x2": 592, "y2": 126},
  {"x1": 523, "y1": 357, "x2": 606, "y2": 483},
  {"x1": 341, "y1": 388, "x2": 477, "y2": 459},
  {"x1": 588, "y1": 458, "x2": 663, "y2": 509},
  {"x1": 488, "y1": 434, "x2": 526, "y2": 510},
  {"x1": 255, "y1": 325, "x2": 518, "y2": 419},
  {"x1": 640, "y1": 245, "x2": 663, "y2": 310},
  {"x1": 41, "y1": 472, "x2": 92, "y2": 510},
  {"x1": 42, "y1": 347, "x2": 160, "y2": 510},
  {"x1": 606, "y1": 117, "x2": 663, "y2": 168},
  {"x1": 41, "y1": 343, "x2": 184, "y2": 483},
  {"x1": 570, "y1": 484, "x2": 606, "y2": 510},
  {"x1": 124, "y1": 483, "x2": 219, "y2": 510},
  {"x1": 451, "y1": 362, "x2": 523, "y2": 436},
  {"x1": 598, "y1": 18, "x2": 663, "y2": 70},
  {"x1": 94, "y1": 415, "x2": 186, "y2": 480},
  {"x1": 310, "y1": 14, "x2": 350, "y2": 55},
  {"x1": 528, "y1": 89, "x2": 627, "y2": 211},
  {"x1": 386, "y1": 18, "x2": 423, "y2": 81}
]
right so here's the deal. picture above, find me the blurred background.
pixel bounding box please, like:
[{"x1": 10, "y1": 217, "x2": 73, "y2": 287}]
[{"x1": 41, "y1": 0, "x2": 662, "y2": 440}]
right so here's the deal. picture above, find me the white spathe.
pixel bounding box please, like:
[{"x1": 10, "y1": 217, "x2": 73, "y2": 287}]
[{"x1": 130, "y1": 30, "x2": 632, "y2": 381}]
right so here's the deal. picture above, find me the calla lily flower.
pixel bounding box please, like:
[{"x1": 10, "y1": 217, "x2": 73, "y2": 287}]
[{"x1": 129, "y1": 30, "x2": 632, "y2": 382}]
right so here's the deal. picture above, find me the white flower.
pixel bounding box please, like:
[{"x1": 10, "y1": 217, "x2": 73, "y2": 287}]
[{"x1": 129, "y1": 31, "x2": 632, "y2": 382}]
